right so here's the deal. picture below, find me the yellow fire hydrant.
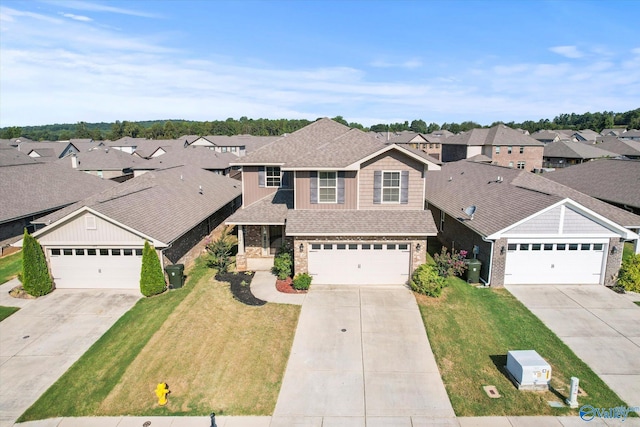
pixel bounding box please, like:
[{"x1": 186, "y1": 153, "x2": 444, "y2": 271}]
[{"x1": 155, "y1": 382, "x2": 170, "y2": 406}]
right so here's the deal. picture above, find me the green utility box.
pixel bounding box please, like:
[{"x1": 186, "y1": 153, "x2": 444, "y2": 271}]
[
  {"x1": 165, "y1": 264, "x2": 185, "y2": 289},
  {"x1": 465, "y1": 258, "x2": 482, "y2": 284}
]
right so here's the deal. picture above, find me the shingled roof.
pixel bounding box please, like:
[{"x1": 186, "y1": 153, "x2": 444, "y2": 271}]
[
  {"x1": 442, "y1": 125, "x2": 544, "y2": 147},
  {"x1": 56, "y1": 146, "x2": 146, "y2": 171},
  {"x1": 0, "y1": 146, "x2": 38, "y2": 166},
  {"x1": 543, "y1": 140, "x2": 620, "y2": 159},
  {"x1": 34, "y1": 166, "x2": 242, "y2": 246},
  {"x1": 135, "y1": 146, "x2": 239, "y2": 171},
  {"x1": 425, "y1": 160, "x2": 640, "y2": 237},
  {"x1": 595, "y1": 138, "x2": 640, "y2": 157}
]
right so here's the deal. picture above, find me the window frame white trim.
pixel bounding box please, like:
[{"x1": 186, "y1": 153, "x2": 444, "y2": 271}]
[
  {"x1": 318, "y1": 171, "x2": 338, "y2": 204},
  {"x1": 265, "y1": 166, "x2": 282, "y2": 187},
  {"x1": 381, "y1": 170, "x2": 401, "y2": 204}
]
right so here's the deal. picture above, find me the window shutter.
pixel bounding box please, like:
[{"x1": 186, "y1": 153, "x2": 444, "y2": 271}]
[
  {"x1": 310, "y1": 171, "x2": 318, "y2": 204},
  {"x1": 258, "y1": 166, "x2": 265, "y2": 187},
  {"x1": 401, "y1": 171, "x2": 409, "y2": 204},
  {"x1": 373, "y1": 171, "x2": 382, "y2": 204},
  {"x1": 337, "y1": 171, "x2": 345, "y2": 204},
  {"x1": 282, "y1": 171, "x2": 291, "y2": 188}
]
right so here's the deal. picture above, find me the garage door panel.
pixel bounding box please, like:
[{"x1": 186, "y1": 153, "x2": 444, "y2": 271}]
[
  {"x1": 505, "y1": 242, "x2": 604, "y2": 285},
  {"x1": 49, "y1": 249, "x2": 142, "y2": 289}
]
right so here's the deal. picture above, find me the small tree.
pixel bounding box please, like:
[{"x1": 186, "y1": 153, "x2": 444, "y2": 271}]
[
  {"x1": 206, "y1": 226, "x2": 237, "y2": 273},
  {"x1": 410, "y1": 264, "x2": 446, "y2": 297},
  {"x1": 272, "y1": 243, "x2": 293, "y2": 280},
  {"x1": 433, "y1": 247, "x2": 468, "y2": 278},
  {"x1": 21, "y1": 229, "x2": 53, "y2": 296},
  {"x1": 140, "y1": 241, "x2": 166, "y2": 297},
  {"x1": 618, "y1": 253, "x2": 640, "y2": 292}
]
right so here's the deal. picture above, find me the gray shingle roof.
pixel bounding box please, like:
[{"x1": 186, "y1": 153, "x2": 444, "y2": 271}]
[
  {"x1": 544, "y1": 159, "x2": 640, "y2": 210},
  {"x1": 442, "y1": 125, "x2": 544, "y2": 147},
  {"x1": 0, "y1": 162, "x2": 117, "y2": 224},
  {"x1": 596, "y1": 138, "x2": 640, "y2": 157},
  {"x1": 226, "y1": 190, "x2": 293, "y2": 225},
  {"x1": 543, "y1": 140, "x2": 620, "y2": 159},
  {"x1": 17, "y1": 141, "x2": 68, "y2": 159},
  {"x1": 56, "y1": 147, "x2": 146, "y2": 171},
  {"x1": 425, "y1": 160, "x2": 640, "y2": 237},
  {"x1": 286, "y1": 210, "x2": 438, "y2": 236},
  {"x1": 0, "y1": 147, "x2": 38, "y2": 166},
  {"x1": 35, "y1": 166, "x2": 242, "y2": 245},
  {"x1": 135, "y1": 146, "x2": 238, "y2": 171}
]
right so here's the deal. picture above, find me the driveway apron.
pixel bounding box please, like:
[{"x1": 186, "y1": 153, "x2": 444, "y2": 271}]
[
  {"x1": 506, "y1": 284, "x2": 640, "y2": 412},
  {"x1": 271, "y1": 285, "x2": 455, "y2": 426},
  {"x1": 0, "y1": 284, "x2": 140, "y2": 427}
]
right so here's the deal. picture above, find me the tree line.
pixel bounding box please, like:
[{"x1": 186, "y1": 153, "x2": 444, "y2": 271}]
[{"x1": 2, "y1": 109, "x2": 638, "y2": 141}]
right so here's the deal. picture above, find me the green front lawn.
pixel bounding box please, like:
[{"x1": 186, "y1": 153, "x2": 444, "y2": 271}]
[
  {"x1": 19, "y1": 256, "x2": 300, "y2": 421},
  {"x1": 0, "y1": 306, "x2": 20, "y2": 322},
  {"x1": 0, "y1": 251, "x2": 22, "y2": 284},
  {"x1": 417, "y1": 277, "x2": 632, "y2": 416}
]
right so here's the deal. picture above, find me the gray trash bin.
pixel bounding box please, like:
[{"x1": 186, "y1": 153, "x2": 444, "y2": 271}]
[{"x1": 165, "y1": 264, "x2": 185, "y2": 289}]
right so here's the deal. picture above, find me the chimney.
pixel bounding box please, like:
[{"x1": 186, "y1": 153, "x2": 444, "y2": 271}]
[{"x1": 71, "y1": 154, "x2": 78, "y2": 169}]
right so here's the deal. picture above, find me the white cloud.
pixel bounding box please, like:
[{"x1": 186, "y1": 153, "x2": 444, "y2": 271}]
[
  {"x1": 43, "y1": 0, "x2": 160, "y2": 18},
  {"x1": 549, "y1": 45, "x2": 584, "y2": 59},
  {"x1": 61, "y1": 12, "x2": 92, "y2": 22},
  {"x1": 370, "y1": 58, "x2": 423, "y2": 69}
]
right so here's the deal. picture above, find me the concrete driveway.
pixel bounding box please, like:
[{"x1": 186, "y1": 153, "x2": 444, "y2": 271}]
[
  {"x1": 506, "y1": 284, "x2": 640, "y2": 411},
  {"x1": 0, "y1": 279, "x2": 140, "y2": 427},
  {"x1": 271, "y1": 285, "x2": 455, "y2": 427}
]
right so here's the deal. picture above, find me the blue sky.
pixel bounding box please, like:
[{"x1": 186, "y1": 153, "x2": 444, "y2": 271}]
[{"x1": 1, "y1": 0, "x2": 639, "y2": 128}]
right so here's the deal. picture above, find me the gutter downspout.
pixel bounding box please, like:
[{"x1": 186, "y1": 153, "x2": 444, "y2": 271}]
[{"x1": 481, "y1": 236, "x2": 494, "y2": 286}]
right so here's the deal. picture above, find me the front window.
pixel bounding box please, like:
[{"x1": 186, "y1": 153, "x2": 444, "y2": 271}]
[
  {"x1": 517, "y1": 161, "x2": 526, "y2": 169},
  {"x1": 495, "y1": 146, "x2": 501, "y2": 154},
  {"x1": 266, "y1": 166, "x2": 281, "y2": 187},
  {"x1": 507, "y1": 146, "x2": 513, "y2": 154},
  {"x1": 382, "y1": 171, "x2": 401, "y2": 203},
  {"x1": 319, "y1": 171, "x2": 337, "y2": 203},
  {"x1": 519, "y1": 146, "x2": 524, "y2": 154}
]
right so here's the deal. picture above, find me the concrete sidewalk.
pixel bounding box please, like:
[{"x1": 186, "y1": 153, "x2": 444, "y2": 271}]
[
  {"x1": 250, "y1": 271, "x2": 306, "y2": 305},
  {"x1": 270, "y1": 284, "x2": 455, "y2": 426},
  {"x1": 506, "y1": 284, "x2": 640, "y2": 412}
]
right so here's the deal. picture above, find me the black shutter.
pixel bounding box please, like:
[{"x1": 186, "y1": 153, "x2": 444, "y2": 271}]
[
  {"x1": 258, "y1": 166, "x2": 265, "y2": 187},
  {"x1": 337, "y1": 172, "x2": 345, "y2": 204},
  {"x1": 310, "y1": 171, "x2": 318, "y2": 204},
  {"x1": 401, "y1": 171, "x2": 409, "y2": 204},
  {"x1": 373, "y1": 171, "x2": 382, "y2": 204}
]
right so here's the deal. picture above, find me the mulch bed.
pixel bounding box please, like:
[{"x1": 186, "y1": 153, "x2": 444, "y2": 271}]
[
  {"x1": 276, "y1": 277, "x2": 308, "y2": 294},
  {"x1": 215, "y1": 271, "x2": 266, "y2": 306}
]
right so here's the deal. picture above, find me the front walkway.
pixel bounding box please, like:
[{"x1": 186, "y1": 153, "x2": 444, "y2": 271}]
[
  {"x1": 506, "y1": 284, "x2": 640, "y2": 413},
  {"x1": 270, "y1": 284, "x2": 455, "y2": 426}
]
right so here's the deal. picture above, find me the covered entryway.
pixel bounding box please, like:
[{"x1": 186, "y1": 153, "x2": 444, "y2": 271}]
[
  {"x1": 504, "y1": 240, "x2": 606, "y2": 285},
  {"x1": 308, "y1": 242, "x2": 410, "y2": 285},
  {"x1": 48, "y1": 247, "x2": 143, "y2": 289}
]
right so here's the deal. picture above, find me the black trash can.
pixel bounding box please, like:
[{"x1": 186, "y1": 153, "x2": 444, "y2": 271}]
[
  {"x1": 165, "y1": 264, "x2": 185, "y2": 289},
  {"x1": 465, "y1": 259, "x2": 482, "y2": 284}
]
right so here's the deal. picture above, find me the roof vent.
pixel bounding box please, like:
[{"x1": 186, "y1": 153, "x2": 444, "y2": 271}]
[
  {"x1": 497, "y1": 176, "x2": 503, "y2": 183},
  {"x1": 448, "y1": 176, "x2": 453, "y2": 182},
  {"x1": 180, "y1": 174, "x2": 183, "y2": 180},
  {"x1": 199, "y1": 185, "x2": 203, "y2": 194}
]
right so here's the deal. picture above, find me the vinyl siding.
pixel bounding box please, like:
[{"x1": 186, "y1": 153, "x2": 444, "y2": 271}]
[
  {"x1": 295, "y1": 171, "x2": 357, "y2": 209},
  {"x1": 359, "y1": 151, "x2": 424, "y2": 210},
  {"x1": 37, "y1": 212, "x2": 146, "y2": 245},
  {"x1": 242, "y1": 166, "x2": 278, "y2": 207}
]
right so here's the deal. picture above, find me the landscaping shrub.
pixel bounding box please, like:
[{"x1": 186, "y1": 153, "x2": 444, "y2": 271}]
[
  {"x1": 206, "y1": 226, "x2": 237, "y2": 273},
  {"x1": 139, "y1": 241, "x2": 166, "y2": 297},
  {"x1": 433, "y1": 246, "x2": 468, "y2": 278},
  {"x1": 293, "y1": 273, "x2": 312, "y2": 290},
  {"x1": 271, "y1": 243, "x2": 293, "y2": 280},
  {"x1": 618, "y1": 253, "x2": 640, "y2": 292},
  {"x1": 410, "y1": 263, "x2": 446, "y2": 297},
  {"x1": 21, "y1": 230, "x2": 53, "y2": 297}
]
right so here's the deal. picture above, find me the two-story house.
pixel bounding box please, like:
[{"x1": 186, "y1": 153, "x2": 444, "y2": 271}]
[{"x1": 226, "y1": 118, "x2": 441, "y2": 285}]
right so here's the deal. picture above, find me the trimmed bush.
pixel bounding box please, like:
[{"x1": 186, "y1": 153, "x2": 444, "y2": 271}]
[
  {"x1": 618, "y1": 253, "x2": 640, "y2": 292},
  {"x1": 271, "y1": 244, "x2": 293, "y2": 280},
  {"x1": 21, "y1": 230, "x2": 53, "y2": 297},
  {"x1": 140, "y1": 241, "x2": 166, "y2": 297},
  {"x1": 410, "y1": 263, "x2": 446, "y2": 297},
  {"x1": 293, "y1": 273, "x2": 312, "y2": 290}
]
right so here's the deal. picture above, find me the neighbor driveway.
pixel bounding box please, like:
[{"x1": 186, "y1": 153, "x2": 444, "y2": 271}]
[
  {"x1": 506, "y1": 284, "x2": 640, "y2": 410},
  {"x1": 0, "y1": 279, "x2": 140, "y2": 427},
  {"x1": 271, "y1": 285, "x2": 455, "y2": 427}
]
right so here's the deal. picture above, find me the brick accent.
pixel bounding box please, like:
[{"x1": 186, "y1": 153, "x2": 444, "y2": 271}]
[
  {"x1": 490, "y1": 146, "x2": 544, "y2": 171},
  {"x1": 490, "y1": 238, "x2": 508, "y2": 287},
  {"x1": 605, "y1": 237, "x2": 624, "y2": 286}
]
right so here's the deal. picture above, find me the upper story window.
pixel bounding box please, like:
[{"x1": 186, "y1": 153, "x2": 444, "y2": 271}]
[
  {"x1": 319, "y1": 172, "x2": 337, "y2": 203},
  {"x1": 495, "y1": 146, "x2": 501, "y2": 154},
  {"x1": 519, "y1": 146, "x2": 524, "y2": 154},
  {"x1": 266, "y1": 166, "x2": 281, "y2": 187},
  {"x1": 382, "y1": 171, "x2": 401, "y2": 203},
  {"x1": 507, "y1": 146, "x2": 513, "y2": 154},
  {"x1": 517, "y1": 161, "x2": 526, "y2": 169}
]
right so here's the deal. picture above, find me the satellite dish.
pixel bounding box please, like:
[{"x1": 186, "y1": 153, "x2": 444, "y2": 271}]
[{"x1": 463, "y1": 205, "x2": 477, "y2": 220}]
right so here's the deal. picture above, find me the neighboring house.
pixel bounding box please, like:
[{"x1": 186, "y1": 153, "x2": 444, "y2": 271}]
[
  {"x1": 571, "y1": 129, "x2": 600, "y2": 142},
  {"x1": 226, "y1": 118, "x2": 442, "y2": 285},
  {"x1": 425, "y1": 160, "x2": 640, "y2": 286},
  {"x1": 532, "y1": 130, "x2": 561, "y2": 144},
  {"x1": 16, "y1": 140, "x2": 102, "y2": 161},
  {"x1": 544, "y1": 159, "x2": 640, "y2": 215},
  {"x1": 106, "y1": 136, "x2": 147, "y2": 154},
  {"x1": 0, "y1": 137, "x2": 34, "y2": 148},
  {"x1": 187, "y1": 135, "x2": 279, "y2": 157},
  {"x1": 131, "y1": 146, "x2": 239, "y2": 177},
  {"x1": 29, "y1": 166, "x2": 242, "y2": 290},
  {"x1": 386, "y1": 132, "x2": 443, "y2": 160},
  {"x1": 600, "y1": 128, "x2": 625, "y2": 137},
  {"x1": 441, "y1": 125, "x2": 544, "y2": 171},
  {"x1": 0, "y1": 147, "x2": 116, "y2": 250},
  {"x1": 595, "y1": 138, "x2": 640, "y2": 159},
  {"x1": 542, "y1": 140, "x2": 620, "y2": 168},
  {"x1": 620, "y1": 129, "x2": 640, "y2": 141},
  {"x1": 57, "y1": 146, "x2": 146, "y2": 181}
]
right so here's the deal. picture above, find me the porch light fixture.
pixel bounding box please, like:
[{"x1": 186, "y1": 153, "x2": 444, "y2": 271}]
[
  {"x1": 299, "y1": 243, "x2": 304, "y2": 252},
  {"x1": 611, "y1": 246, "x2": 618, "y2": 255},
  {"x1": 416, "y1": 243, "x2": 422, "y2": 252},
  {"x1": 500, "y1": 246, "x2": 505, "y2": 255}
]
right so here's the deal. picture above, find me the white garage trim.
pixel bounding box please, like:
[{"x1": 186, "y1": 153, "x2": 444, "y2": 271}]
[
  {"x1": 308, "y1": 242, "x2": 411, "y2": 285},
  {"x1": 48, "y1": 247, "x2": 143, "y2": 289},
  {"x1": 504, "y1": 238, "x2": 608, "y2": 285}
]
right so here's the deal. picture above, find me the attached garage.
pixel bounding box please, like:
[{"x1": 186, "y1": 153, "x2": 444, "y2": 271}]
[
  {"x1": 504, "y1": 240, "x2": 607, "y2": 285},
  {"x1": 48, "y1": 247, "x2": 143, "y2": 289},
  {"x1": 308, "y1": 242, "x2": 411, "y2": 285}
]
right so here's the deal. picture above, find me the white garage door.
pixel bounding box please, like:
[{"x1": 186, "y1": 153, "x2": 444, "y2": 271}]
[
  {"x1": 504, "y1": 241, "x2": 606, "y2": 285},
  {"x1": 49, "y1": 248, "x2": 143, "y2": 289},
  {"x1": 308, "y1": 242, "x2": 411, "y2": 285}
]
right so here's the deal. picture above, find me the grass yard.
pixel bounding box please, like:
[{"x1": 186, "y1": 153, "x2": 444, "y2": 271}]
[
  {"x1": 416, "y1": 277, "x2": 632, "y2": 417},
  {"x1": 0, "y1": 250, "x2": 22, "y2": 284},
  {"x1": 19, "y1": 256, "x2": 300, "y2": 421},
  {"x1": 0, "y1": 306, "x2": 20, "y2": 322}
]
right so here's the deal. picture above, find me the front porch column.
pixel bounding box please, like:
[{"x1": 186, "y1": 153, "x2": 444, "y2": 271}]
[{"x1": 237, "y1": 225, "x2": 245, "y2": 254}]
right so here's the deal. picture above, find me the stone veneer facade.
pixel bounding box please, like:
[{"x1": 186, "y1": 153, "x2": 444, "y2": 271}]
[{"x1": 604, "y1": 237, "x2": 624, "y2": 286}]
